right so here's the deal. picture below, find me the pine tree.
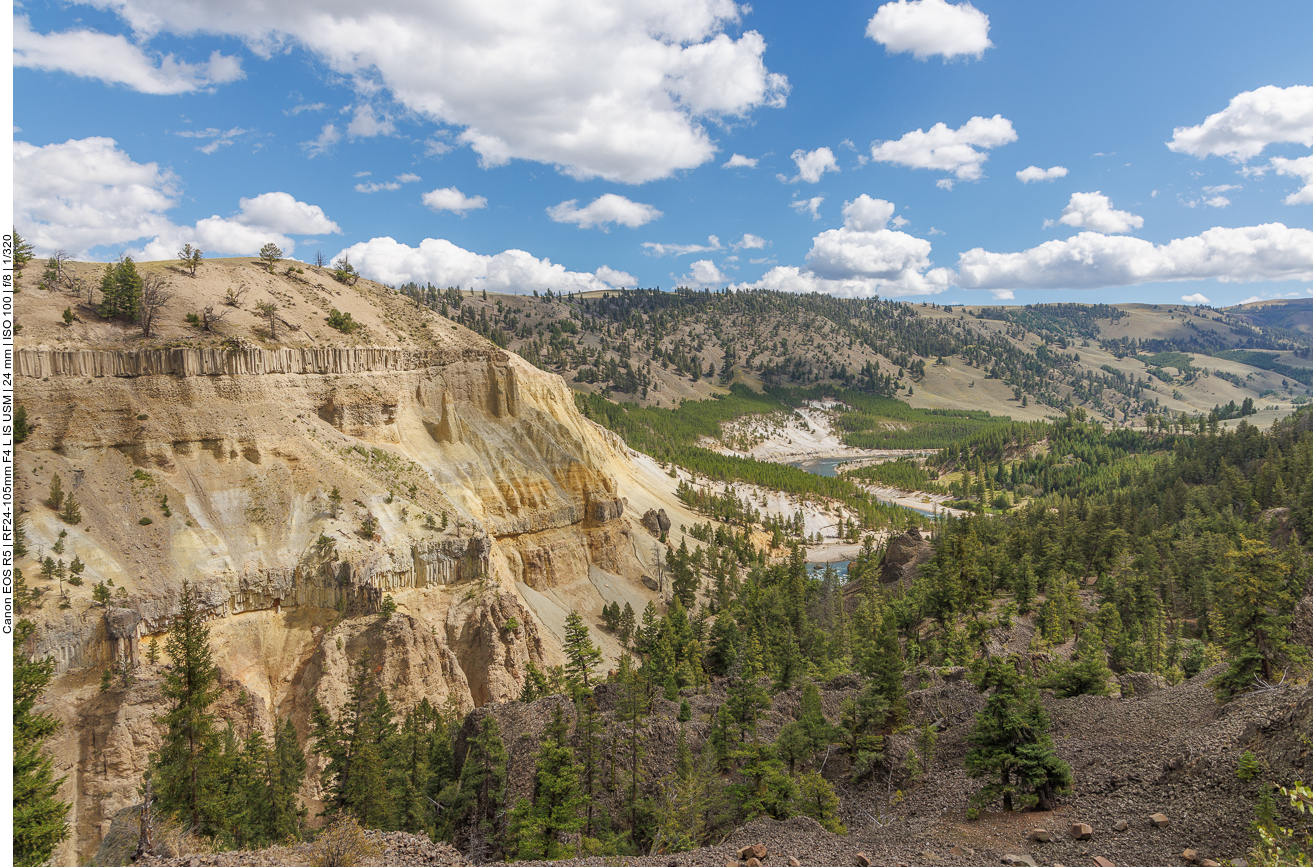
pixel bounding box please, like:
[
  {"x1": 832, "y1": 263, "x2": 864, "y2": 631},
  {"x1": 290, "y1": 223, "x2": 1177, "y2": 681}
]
[
  {"x1": 839, "y1": 681, "x2": 889, "y2": 779},
  {"x1": 48, "y1": 474, "x2": 63, "y2": 510},
  {"x1": 150, "y1": 580, "x2": 224, "y2": 835},
  {"x1": 775, "y1": 722, "x2": 811, "y2": 775},
  {"x1": 653, "y1": 730, "x2": 717, "y2": 853},
  {"x1": 13, "y1": 620, "x2": 71, "y2": 867},
  {"x1": 1044, "y1": 624, "x2": 1114, "y2": 698},
  {"x1": 311, "y1": 653, "x2": 391, "y2": 827},
  {"x1": 59, "y1": 491, "x2": 82, "y2": 525},
  {"x1": 618, "y1": 602, "x2": 636, "y2": 646},
  {"x1": 508, "y1": 704, "x2": 582, "y2": 859},
  {"x1": 99, "y1": 257, "x2": 143, "y2": 321},
  {"x1": 965, "y1": 658, "x2": 1072, "y2": 812},
  {"x1": 726, "y1": 637, "x2": 770, "y2": 741},
  {"x1": 576, "y1": 694, "x2": 607, "y2": 840},
  {"x1": 792, "y1": 771, "x2": 845, "y2": 833},
  {"x1": 563, "y1": 611, "x2": 603, "y2": 692},
  {"x1": 1212, "y1": 539, "x2": 1308, "y2": 699},
  {"x1": 615, "y1": 655, "x2": 650, "y2": 837},
  {"x1": 863, "y1": 607, "x2": 907, "y2": 723},
  {"x1": 454, "y1": 713, "x2": 508, "y2": 860},
  {"x1": 266, "y1": 718, "x2": 307, "y2": 843},
  {"x1": 797, "y1": 682, "x2": 834, "y2": 751}
]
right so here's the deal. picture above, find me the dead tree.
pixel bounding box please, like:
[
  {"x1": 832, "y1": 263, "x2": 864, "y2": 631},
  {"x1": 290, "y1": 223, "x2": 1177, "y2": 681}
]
[{"x1": 139, "y1": 273, "x2": 174, "y2": 338}]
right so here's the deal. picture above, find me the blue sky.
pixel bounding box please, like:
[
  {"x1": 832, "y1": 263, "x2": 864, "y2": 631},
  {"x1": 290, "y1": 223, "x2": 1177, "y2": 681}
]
[{"x1": 11, "y1": 0, "x2": 1313, "y2": 306}]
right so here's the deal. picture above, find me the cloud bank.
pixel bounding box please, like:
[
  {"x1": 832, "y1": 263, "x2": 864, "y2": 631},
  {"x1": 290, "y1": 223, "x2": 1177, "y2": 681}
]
[
  {"x1": 338, "y1": 236, "x2": 632, "y2": 295},
  {"x1": 75, "y1": 0, "x2": 789, "y2": 183}
]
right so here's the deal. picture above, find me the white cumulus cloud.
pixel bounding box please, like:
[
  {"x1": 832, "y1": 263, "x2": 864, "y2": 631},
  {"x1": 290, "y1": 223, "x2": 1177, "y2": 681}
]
[
  {"x1": 991, "y1": 289, "x2": 1015, "y2": 300},
  {"x1": 1167, "y1": 85, "x2": 1313, "y2": 161},
  {"x1": 1271, "y1": 155, "x2": 1313, "y2": 205},
  {"x1": 13, "y1": 136, "x2": 340, "y2": 261},
  {"x1": 866, "y1": 0, "x2": 992, "y2": 61},
  {"x1": 14, "y1": 136, "x2": 180, "y2": 256},
  {"x1": 596, "y1": 265, "x2": 637, "y2": 288},
  {"x1": 303, "y1": 124, "x2": 341, "y2": 158},
  {"x1": 955, "y1": 223, "x2": 1313, "y2": 291},
  {"x1": 231, "y1": 192, "x2": 340, "y2": 235},
  {"x1": 791, "y1": 196, "x2": 825, "y2": 220},
  {"x1": 135, "y1": 192, "x2": 340, "y2": 261},
  {"x1": 356, "y1": 182, "x2": 401, "y2": 193},
  {"x1": 723, "y1": 153, "x2": 758, "y2": 168},
  {"x1": 1016, "y1": 165, "x2": 1068, "y2": 183},
  {"x1": 1204, "y1": 195, "x2": 1231, "y2": 209},
  {"x1": 346, "y1": 104, "x2": 396, "y2": 138},
  {"x1": 334, "y1": 236, "x2": 625, "y2": 295},
  {"x1": 1181, "y1": 293, "x2": 1211, "y2": 304},
  {"x1": 732, "y1": 196, "x2": 951, "y2": 298},
  {"x1": 422, "y1": 187, "x2": 489, "y2": 214},
  {"x1": 841, "y1": 195, "x2": 897, "y2": 231},
  {"x1": 682, "y1": 259, "x2": 727, "y2": 285},
  {"x1": 1056, "y1": 192, "x2": 1144, "y2": 234},
  {"x1": 13, "y1": 16, "x2": 243, "y2": 94},
  {"x1": 782, "y1": 147, "x2": 839, "y2": 183},
  {"x1": 548, "y1": 194, "x2": 662, "y2": 230},
  {"x1": 735, "y1": 233, "x2": 767, "y2": 249},
  {"x1": 871, "y1": 115, "x2": 1016, "y2": 181},
  {"x1": 91, "y1": 0, "x2": 788, "y2": 183},
  {"x1": 642, "y1": 235, "x2": 722, "y2": 257}
]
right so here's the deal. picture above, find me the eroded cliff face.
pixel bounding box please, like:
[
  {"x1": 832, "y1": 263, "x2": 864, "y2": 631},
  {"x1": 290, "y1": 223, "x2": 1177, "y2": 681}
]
[{"x1": 15, "y1": 342, "x2": 652, "y2": 864}]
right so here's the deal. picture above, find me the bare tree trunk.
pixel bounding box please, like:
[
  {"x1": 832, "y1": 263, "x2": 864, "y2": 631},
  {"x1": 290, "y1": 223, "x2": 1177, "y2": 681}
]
[{"x1": 133, "y1": 775, "x2": 154, "y2": 860}]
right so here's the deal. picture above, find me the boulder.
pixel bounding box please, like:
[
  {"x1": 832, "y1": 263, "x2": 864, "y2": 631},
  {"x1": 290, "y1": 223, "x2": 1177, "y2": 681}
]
[
  {"x1": 1002, "y1": 856, "x2": 1037, "y2": 867},
  {"x1": 641, "y1": 509, "x2": 662, "y2": 536},
  {"x1": 1183, "y1": 850, "x2": 1199, "y2": 863},
  {"x1": 1093, "y1": 858, "x2": 1116, "y2": 867},
  {"x1": 1202, "y1": 860, "x2": 1222, "y2": 867},
  {"x1": 1029, "y1": 829, "x2": 1052, "y2": 843},
  {"x1": 879, "y1": 527, "x2": 934, "y2": 586},
  {"x1": 1150, "y1": 813, "x2": 1170, "y2": 828},
  {"x1": 1113, "y1": 820, "x2": 1128, "y2": 832},
  {"x1": 657, "y1": 509, "x2": 672, "y2": 533},
  {"x1": 747, "y1": 859, "x2": 762, "y2": 867},
  {"x1": 104, "y1": 607, "x2": 142, "y2": 640},
  {"x1": 1071, "y1": 823, "x2": 1093, "y2": 840},
  {"x1": 641, "y1": 575, "x2": 659, "y2": 591},
  {"x1": 857, "y1": 855, "x2": 872, "y2": 867},
  {"x1": 790, "y1": 859, "x2": 802, "y2": 867},
  {"x1": 739, "y1": 845, "x2": 768, "y2": 861}
]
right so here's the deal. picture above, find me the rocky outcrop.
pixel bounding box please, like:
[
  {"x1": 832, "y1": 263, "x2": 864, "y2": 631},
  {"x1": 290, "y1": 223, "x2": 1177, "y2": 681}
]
[
  {"x1": 642, "y1": 508, "x2": 662, "y2": 535},
  {"x1": 879, "y1": 525, "x2": 934, "y2": 586},
  {"x1": 16, "y1": 346, "x2": 498, "y2": 379},
  {"x1": 17, "y1": 333, "x2": 663, "y2": 866}
]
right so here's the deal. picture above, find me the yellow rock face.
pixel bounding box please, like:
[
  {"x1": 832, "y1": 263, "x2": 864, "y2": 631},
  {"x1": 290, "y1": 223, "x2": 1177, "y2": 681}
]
[{"x1": 16, "y1": 338, "x2": 652, "y2": 864}]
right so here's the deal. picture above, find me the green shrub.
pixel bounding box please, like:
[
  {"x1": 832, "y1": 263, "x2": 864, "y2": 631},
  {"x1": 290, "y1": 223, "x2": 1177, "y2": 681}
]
[
  {"x1": 309, "y1": 815, "x2": 382, "y2": 867},
  {"x1": 326, "y1": 308, "x2": 359, "y2": 333},
  {"x1": 138, "y1": 517, "x2": 153, "y2": 525},
  {"x1": 1237, "y1": 750, "x2": 1263, "y2": 782}
]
